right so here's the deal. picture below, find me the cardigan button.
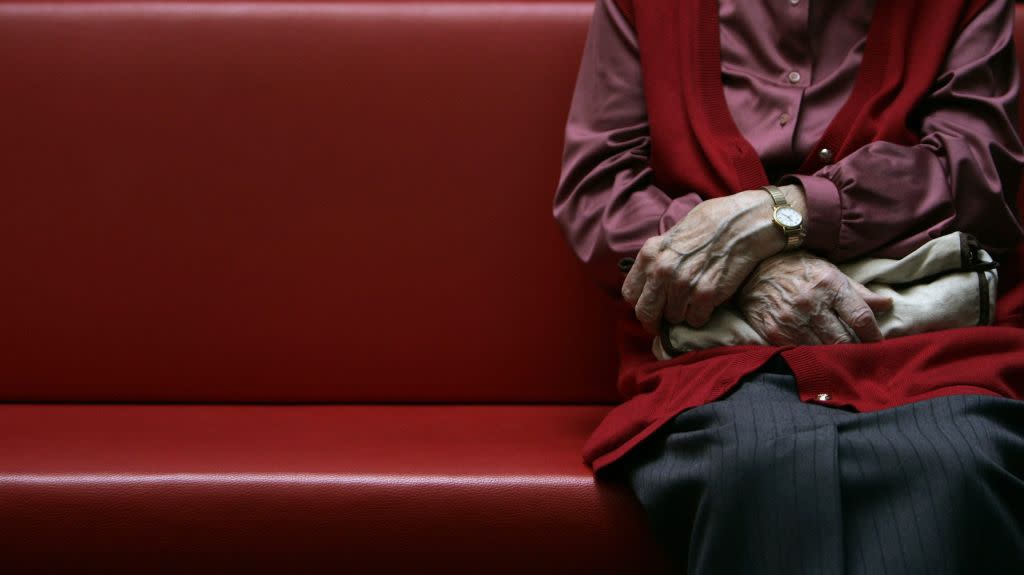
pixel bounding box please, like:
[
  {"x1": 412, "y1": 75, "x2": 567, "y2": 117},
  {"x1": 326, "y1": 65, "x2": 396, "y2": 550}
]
[
  {"x1": 818, "y1": 147, "x2": 834, "y2": 163},
  {"x1": 815, "y1": 393, "x2": 832, "y2": 402}
]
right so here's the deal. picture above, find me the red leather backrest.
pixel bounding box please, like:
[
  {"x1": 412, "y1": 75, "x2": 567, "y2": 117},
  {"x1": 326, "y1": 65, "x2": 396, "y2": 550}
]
[{"x1": 0, "y1": 2, "x2": 621, "y2": 403}]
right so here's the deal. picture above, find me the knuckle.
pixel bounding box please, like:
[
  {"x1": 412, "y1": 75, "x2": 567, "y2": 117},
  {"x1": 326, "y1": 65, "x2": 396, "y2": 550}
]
[
  {"x1": 847, "y1": 309, "x2": 875, "y2": 328},
  {"x1": 644, "y1": 276, "x2": 664, "y2": 293},
  {"x1": 640, "y1": 238, "x2": 661, "y2": 257},
  {"x1": 654, "y1": 261, "x2": 676, "y2": 280},
  {"x1": 816, "y1": 270, "x2": 841, "y2": 288},
  {"x1": 673, "y1": 275, "x2": 692, "y2": 292}
]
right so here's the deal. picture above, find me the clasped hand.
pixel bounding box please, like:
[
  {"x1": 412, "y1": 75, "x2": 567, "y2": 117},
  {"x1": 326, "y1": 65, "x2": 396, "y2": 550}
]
[
  {"x1": 739, "y1": 251, "x2": 892, "y2": 345},
  {"x1": 622, "y1": 189, "x2": 890, "y2": 346}
]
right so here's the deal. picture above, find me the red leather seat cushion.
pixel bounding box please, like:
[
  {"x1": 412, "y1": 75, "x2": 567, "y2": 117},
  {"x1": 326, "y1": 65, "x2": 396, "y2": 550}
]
[{"x1": 0, "y1": 404, "x2": 670, "y2": 573}]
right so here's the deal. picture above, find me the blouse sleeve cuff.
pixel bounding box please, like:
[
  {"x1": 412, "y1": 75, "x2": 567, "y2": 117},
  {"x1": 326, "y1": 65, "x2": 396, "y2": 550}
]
[{"x1": 781, "y1": 174, "x2": 841, "y2": 256}]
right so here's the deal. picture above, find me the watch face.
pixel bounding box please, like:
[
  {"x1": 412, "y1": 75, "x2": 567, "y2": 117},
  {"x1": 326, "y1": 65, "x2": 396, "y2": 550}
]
[{"x1": 775, "y1": 207, "x2": 803, "y2": 228}]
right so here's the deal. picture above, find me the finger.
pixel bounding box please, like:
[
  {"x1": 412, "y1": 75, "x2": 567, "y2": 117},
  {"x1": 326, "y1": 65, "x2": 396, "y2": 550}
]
[
  {"x1": 663, "y1": 274, "x2": 691, "y2": 325},
  {"x1": 811, "y1": 312, "x2": 855, "y2": 345},
  {"x1": 834, "y1": 286, "x2": 884, "y2": 342},
  {"x1": 851, "y1": 281, "x2": 893, "y2": 313},
  {"x1": 655, "y1": 248, "x2": 696, "y2": 325},
  {"x1": 634, "y1": 276, "x2": 668, "y2": 334},
  {"x1": 621, "y1": 238, "x2": 660, "y2": 305},
  {"x1": 684, "y1": 283, "x2": 717, "y2": 328}
]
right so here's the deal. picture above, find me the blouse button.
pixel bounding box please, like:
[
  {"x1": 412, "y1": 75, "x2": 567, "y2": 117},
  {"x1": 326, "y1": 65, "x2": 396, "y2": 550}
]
[
  {"x1": 787, "y1": 71, "x2": 802, "y2": 84},
  {"x1": 818, "y1": 148, "x2": 834, "y2": 163}
]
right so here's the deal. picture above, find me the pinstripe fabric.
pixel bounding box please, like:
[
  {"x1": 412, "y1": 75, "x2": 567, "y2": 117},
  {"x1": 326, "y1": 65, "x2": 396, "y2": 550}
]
[{"x1": 617, "y1": 367, "x2": 1024, "y2": 574}]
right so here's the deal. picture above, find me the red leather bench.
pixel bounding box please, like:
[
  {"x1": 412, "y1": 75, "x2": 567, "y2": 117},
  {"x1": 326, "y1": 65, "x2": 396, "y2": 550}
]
[
  {"x1": 2, "y1": 2, "x2": 1022, "y2": 572},
  {"x1": 0, "y1": 2, "x2": 669, "y2": 572}
]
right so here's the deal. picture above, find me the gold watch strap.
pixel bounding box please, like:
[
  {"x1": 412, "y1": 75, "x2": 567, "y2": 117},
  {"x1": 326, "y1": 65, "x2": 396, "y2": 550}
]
[
  {"x1": 762, "y1": 184, "x2": 788, "y2": 208},
  {"x1": 783, "y1": 228, "x2": 804, "y2": 250}
]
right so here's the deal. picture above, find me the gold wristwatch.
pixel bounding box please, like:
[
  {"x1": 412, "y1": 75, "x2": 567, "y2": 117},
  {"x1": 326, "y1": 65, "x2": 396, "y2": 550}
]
[{"x1": 761, "y1": 185, "x2": 806, "y2": 250}]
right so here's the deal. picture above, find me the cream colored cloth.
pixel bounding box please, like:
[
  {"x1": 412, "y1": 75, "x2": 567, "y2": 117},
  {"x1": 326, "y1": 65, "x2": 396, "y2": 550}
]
[{"x1": 654, "y1": 232, "x2": 998, "y2": 359}]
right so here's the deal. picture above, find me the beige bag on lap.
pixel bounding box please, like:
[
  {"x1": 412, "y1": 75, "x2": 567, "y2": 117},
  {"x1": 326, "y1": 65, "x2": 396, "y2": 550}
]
[{"x1": 654, "y1": 232, "x2": 998, "y2": 360}]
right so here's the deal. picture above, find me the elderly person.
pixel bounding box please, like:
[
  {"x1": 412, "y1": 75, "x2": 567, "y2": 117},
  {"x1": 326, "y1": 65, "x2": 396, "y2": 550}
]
[{"x1": 555, "y1": 0, "x2": 1024, "y2": 572}]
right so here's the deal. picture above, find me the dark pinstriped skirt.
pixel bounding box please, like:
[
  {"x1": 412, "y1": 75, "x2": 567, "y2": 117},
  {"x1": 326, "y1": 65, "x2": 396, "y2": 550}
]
[{"x1": 616, "y1": 362, "x2": 1024, "y2": 574}]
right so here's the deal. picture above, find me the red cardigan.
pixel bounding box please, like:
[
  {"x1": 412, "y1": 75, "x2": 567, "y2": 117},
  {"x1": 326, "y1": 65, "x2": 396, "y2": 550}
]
[{"x1": 584, "y1": 0, "x2": 1024, "y2": 473}]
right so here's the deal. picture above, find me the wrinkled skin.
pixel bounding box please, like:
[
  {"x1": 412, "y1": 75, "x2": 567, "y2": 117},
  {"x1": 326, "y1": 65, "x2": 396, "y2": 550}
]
[
  {"x1": 622, "y1": 189, "x2": 786, "y2": 333},
  {"x1": 738, "y1": 250, "x2": 893, "y2": 345}
]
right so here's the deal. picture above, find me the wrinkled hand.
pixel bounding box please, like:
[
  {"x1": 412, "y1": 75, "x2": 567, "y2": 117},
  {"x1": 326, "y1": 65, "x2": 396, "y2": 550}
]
[
  {"x1": 622, "y1": 189, "x2": 788, "y2": 333},
  {"x1": 737, "y1": 251, "x2": 893, "y2": 345}
]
